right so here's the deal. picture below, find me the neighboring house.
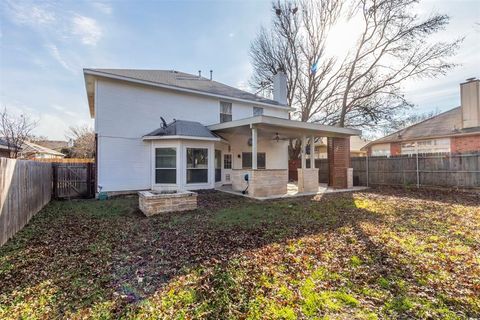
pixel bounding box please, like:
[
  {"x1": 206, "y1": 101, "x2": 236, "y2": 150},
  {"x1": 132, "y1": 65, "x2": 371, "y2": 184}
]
[
  {"x1": 83, "y1": 68, "x2": 361, "y2": 198},
  {"x1": 364, "y1": 78, "x2": 480, "y2": 156},
  {"x1": 316, "y1": 136, "x2": 370, "y2": 158},
  {"x1": 19, "y1": 141, "x2": 65, "y2": 159},
  {"x1": 34, "y1": 140, "x2": 70, "y2": 153},
  {"x1": 0, "y1": 138, "x2": 13, "y2": 158}
]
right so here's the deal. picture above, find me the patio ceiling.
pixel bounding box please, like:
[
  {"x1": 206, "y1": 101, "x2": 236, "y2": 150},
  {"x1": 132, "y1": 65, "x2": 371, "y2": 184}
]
[{"x1": 207, "y1": 115, "x2": 361, "y2": 139}]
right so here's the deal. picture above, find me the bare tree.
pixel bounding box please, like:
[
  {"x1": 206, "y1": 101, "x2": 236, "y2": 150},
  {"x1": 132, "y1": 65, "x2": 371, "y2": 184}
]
[
  {"x1": 66, "y1": 125, "x2": 95, "y2": 158},
  {"x1": 337, "y1": 0, "x2": 461, "y2": 128},
  {"x1": 250, "y1": 0, "x2": 461, "y2": 158},
  {"x1": 0, "y1": 108, "x2": 37, "y2": 158},
  {"x1": 251, "y1": 0, "x2": 342, "y2": 158}
]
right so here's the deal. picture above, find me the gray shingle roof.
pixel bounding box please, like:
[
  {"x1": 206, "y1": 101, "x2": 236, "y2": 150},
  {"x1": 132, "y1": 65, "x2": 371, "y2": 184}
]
[
  {"x1": 367, "y1": 107, "x2": 480, "y2": 147},
  {"x1": 145, "y1": 120, "x2": 219, "y2": 139},
  {"x1": 85, "y1": 69, "x2": 285, "y2": 107}
]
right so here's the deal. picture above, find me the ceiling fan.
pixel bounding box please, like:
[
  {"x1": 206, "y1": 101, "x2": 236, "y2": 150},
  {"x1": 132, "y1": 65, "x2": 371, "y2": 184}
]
[{"x1": 272, "y1": 132, "x2": 290, "y2": 142}]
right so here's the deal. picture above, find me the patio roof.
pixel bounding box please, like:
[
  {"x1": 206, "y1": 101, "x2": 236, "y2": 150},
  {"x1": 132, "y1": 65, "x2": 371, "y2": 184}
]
[{"x1": 207, "y1": 115, "x2": 361, "y2": 138}]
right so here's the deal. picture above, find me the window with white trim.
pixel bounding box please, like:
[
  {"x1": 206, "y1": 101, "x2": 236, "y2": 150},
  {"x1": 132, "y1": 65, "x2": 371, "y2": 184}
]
[
  {"x1": 186, "y1": 148, "x2": 208, "y2": 183},
  {"x1": 401, "y1": 138, "x2": 451, "y2": 155},
  {"x1": 253, "y1": 106, "x2": 264, "y2": 116},
  {"x1": 371, "y1": 144, "x2": 390, "y2": 157},
  {"x1": 223, "y1": 154, "x2": 232, "y2": 169},
  {"x1": 155, "y1": 148, "x2": 176, "y2": 184},
  {"x1": 220, "y1": 101, "x2": 232, "y2": 123}
]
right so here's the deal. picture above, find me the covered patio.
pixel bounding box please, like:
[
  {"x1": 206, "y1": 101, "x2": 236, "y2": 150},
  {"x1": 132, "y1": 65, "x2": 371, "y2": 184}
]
[{"x1": 208, "y1": 115, "x2": 361, "y2": 199}]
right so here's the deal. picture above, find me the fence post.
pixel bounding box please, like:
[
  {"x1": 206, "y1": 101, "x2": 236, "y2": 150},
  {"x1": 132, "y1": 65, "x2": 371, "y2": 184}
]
[
  {"x1": 366, "y1": 155, "x2": 369, "y2": 187},
  {"x1": 416, "y1": 152, "x2": 420, "y2": 188},
  {"x1": 52, "y1": 163, "x2": 57, "y2": 199}
]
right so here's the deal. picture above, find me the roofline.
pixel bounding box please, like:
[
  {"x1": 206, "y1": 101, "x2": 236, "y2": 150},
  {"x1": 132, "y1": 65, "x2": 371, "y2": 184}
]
[
  {"x1": 207, "y1": 115, "x2": 361, "y2": 136},
  {"x1": 22, "y1": 141, "x2": 65, "y2": 156},
  {"x1": 83, "y1": 69, "x2": 295, "y2": 114},
  {"x1": 363, "y1": 107, "x2": 462, "y2": 148},
  {"x1": 142, "y1": 135, "x2": 221, "y2": 141},
  {"x1": 361, "y1": 130, "x2": 480, "y2": 150}
]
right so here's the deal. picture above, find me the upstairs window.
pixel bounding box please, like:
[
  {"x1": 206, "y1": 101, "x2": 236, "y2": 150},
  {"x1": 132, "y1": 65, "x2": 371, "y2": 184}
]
[
  {"x1": 220, "y1": 101, "x2": 232, "y2": 123},
  {"x1": 253, "y1": 106, "x2": 264, "y2": 116}
]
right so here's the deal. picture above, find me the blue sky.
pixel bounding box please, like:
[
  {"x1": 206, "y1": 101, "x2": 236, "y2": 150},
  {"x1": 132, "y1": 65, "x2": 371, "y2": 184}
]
[{"x1": 0, "y1": 0, "x2": 479, "y2": 139}]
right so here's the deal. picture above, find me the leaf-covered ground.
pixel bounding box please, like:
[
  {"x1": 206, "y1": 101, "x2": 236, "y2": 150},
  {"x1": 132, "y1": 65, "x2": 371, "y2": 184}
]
[{"x1": 0, "y1": 188, "x2": 479, "y2": 319}]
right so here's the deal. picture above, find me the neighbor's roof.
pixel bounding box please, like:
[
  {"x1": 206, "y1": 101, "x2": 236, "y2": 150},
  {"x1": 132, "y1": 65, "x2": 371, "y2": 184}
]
[
  {"x1": 0, "y1": 138, "x2": 20, "y2": 150},
  {"x1": 364, "y1": 107, "x2": 480, "y2": 149},
  {"x1": 34, "y1": 140, "x2": 69, "y2": 151},
  {"x1": 21, "y1": 141, "x2": 65, "y2": 156},
  {"x1": 144, "y1": 120, "x2": 220, "y2": 140},
  {"x1": 84, "y1": 69, "x2": 290, "y2": 118}
]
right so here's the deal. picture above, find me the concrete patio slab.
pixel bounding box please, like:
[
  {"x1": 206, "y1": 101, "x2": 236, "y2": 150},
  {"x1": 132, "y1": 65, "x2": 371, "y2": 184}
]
[{"x1": 216, "y1": 183, "x2": 368, "y2": 200}]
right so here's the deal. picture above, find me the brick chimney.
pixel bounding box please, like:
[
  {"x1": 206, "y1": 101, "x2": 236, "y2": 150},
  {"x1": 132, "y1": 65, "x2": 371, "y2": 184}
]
[
  {"x1": 460, "y1": 77, "x2": 480, "y2": 129},
  {"x1": 273, "y1": 68, "x2": 287, "y2": 105}
]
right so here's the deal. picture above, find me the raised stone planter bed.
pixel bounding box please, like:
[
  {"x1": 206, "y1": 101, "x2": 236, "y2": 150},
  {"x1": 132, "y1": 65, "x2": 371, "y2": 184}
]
[{"x1": 138, "y1": 190, "x2": 197, "y2": 216}]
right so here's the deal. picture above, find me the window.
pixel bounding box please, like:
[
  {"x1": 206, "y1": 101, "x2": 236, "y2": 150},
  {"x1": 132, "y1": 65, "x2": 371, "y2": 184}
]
[
  {"x1": 155, "y1": 148, "x2": 176, "y2": 184},
  {"x1": 223, "y1": 154, "x2": 232, "y2": 169},
  {"x1": 401, "y1": 138, "x2": 451, "y2": 155},
  {"x1": 215, "y1": 150, "x2": 222, "y2": 182},
  {"x1": 253, "y1": 106, "x2": 264, "y2": 116},
  {"x1": 220, "y1": 101, "x2": 232, "y2": 123},
  {"x1": 371, "y1": 144, "x2": 391, "y2": 157},
  {"x1": 186, "y1": 148, "x2": 208, "y2": 183},
  {"x1": 242, "y1": 152, "x2": 266, "y2": 169}
]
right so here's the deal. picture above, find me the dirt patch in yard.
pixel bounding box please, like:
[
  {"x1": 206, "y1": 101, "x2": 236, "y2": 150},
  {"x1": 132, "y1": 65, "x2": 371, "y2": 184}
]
[{"x1": 0, "y1": 187, "x2": 479, "y2": 319}]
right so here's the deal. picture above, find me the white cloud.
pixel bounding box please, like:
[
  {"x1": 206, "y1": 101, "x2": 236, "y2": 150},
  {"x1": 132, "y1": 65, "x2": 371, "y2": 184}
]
[
  {"x1": 4, "y1": 1, "x2": 55, "y2": 25},
  {"x1": 45, "y1": 44, "x2": 77, "y2": 74},
  {"x1": 72, "y1": 15, "x2": 102, "y2": 46},
  {"x1": 92, "y1": 2, "x2": 112, "y2": 15}
]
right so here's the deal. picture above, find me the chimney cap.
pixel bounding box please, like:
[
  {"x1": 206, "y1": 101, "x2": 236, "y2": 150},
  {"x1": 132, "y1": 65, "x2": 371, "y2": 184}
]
[{"x1": 466, "y1": 77, "x2": 477, "y2": 82}]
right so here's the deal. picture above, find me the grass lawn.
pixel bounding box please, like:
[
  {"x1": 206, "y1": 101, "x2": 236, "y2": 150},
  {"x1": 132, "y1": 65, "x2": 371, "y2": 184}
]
[{"x1": 0, "y1": 188, "x2": 479, "y2": 319}]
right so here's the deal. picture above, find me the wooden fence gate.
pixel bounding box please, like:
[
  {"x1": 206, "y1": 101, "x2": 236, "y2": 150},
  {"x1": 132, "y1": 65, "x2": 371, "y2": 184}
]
[{"x1": 52, "y1": 163, "x2": 95, "y2": 199}]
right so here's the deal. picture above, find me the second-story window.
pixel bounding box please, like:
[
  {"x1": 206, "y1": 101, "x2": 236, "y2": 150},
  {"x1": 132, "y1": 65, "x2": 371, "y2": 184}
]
[
  {"x1": 220, "y1": 101, "x2": 232, "y2": 123},
  {"x1": 253, "y1": 106, "x2": 264, "y2": 116}
]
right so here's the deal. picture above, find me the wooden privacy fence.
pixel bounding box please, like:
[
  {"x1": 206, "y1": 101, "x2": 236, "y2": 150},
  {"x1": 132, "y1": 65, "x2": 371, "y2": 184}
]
[
  {"x1": 53, "y1": 163, "x2": 95, "y2": 199},
  {"x1": 0, "y1": 158, "x2": 52, "y2": 246},
  {"x1": 34, "y1": 158, "x2": 95, "y2": 163},
  {"x1": 316, "y1": 152, "x2": 480, "y2": 189}
]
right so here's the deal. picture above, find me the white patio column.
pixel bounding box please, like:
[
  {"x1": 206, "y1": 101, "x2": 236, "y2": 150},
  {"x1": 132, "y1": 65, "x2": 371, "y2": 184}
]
[
  {"x1": 310, "y1": 136, "x2": 315, "y2": 168},
  {"x1": 301, "y1": 135, "x2": 307, "y2": 169},
  {"x1": 251, "y1": 125, "x2": 258, "y2": 170}
]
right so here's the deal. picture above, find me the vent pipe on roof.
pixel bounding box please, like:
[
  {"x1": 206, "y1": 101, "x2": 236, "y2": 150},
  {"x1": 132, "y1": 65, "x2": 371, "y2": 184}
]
[
  {"x1": 198, "y1": 70, "x2": 201, "y2": 78},
  {"x1": 210, "y1": 70, "x2": 213, "y2": 80}
]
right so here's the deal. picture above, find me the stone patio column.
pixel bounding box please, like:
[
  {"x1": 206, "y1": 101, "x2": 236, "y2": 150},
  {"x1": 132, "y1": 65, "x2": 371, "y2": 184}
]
[
  {"x1": 301, "y1": 135, "x2": 306, "y2": 169},
  {"x1": 327, "y1": 137, "x2": 353, "y2": 189},
  {"x1": 297, "y1": 135, "x2": 319, "y2": 193}
]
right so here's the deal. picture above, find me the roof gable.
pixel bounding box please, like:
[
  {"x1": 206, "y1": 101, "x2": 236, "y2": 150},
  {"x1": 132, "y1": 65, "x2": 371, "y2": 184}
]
[
  {"x1": 84, "y1": 69, "x2": 289, "y2": 118},
  {"x1": 367, "y1": 107, "x2": 480, "y2": 147}
]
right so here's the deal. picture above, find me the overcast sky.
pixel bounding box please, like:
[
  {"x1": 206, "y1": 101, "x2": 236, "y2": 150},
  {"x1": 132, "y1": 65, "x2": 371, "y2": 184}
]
[{"x1": 0, "y1": 0, "x2": 479, "y2": 140}]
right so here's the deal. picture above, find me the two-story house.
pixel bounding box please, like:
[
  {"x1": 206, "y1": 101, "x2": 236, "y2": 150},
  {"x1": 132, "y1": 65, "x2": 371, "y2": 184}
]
[{"x1": 83, "y1": 69, "x2": 360, "y2": 198}]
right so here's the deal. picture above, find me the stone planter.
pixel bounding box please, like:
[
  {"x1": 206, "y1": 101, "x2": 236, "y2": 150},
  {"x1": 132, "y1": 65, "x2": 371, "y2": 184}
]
[{"x1": 138, "y1": 190, "x2": 197, "y2": 216}]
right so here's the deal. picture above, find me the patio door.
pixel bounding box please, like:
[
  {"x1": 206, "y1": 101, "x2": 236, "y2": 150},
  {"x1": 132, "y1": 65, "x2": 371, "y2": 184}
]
[
  {"x1": 215, "y1": 150, "x2": 222, "y2": 183},
  {"x1": 223, "y1": 153, "x2": 233, "y2": 184}
]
